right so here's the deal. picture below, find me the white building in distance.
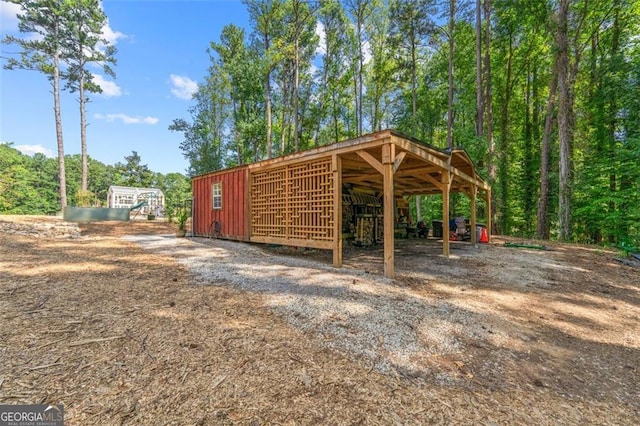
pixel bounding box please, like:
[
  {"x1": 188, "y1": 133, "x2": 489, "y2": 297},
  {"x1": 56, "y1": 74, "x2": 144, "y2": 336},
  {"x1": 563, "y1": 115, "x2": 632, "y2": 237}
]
[{"x1": 107, "y1": 186, "x2": 164, "y2": 215}]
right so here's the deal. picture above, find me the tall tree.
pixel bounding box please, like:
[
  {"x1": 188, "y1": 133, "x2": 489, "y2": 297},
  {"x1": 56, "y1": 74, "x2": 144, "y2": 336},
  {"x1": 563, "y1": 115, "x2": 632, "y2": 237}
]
[
  {"x1": 3, "y1": 0, "x2": 70, "y2": 209},
  {"x1": 114, "y1": 151, "x2": 154, "y2": 188},
  {"x1": 389, "y1": 0, "x2": 433, "y2": 135},
  {"x1": 169, "y1": 67, "x2": 230, "y2": 176},
  {"x1": 315, "y1": 0, "x2": 353, "y2": 145},
  {"x1": 475, "y1": 0, "x2": 483, "y2": 137},
  {"x1": 62, "y1": 0, "x2": 117, "y2": 192},
  {"x1": 345, "y1": 0, "x2": 373, "y2": 136},
  {"x1": 484, "y1": 0, "x2": 495, "y2": 229},
  {"x1": 446, "y1": 0, "x2": 456, "y2": 149},
  {"x1": 210, "y1": 24, "x2": 264, "y2": 164},
  {"x1": 287, "y1": 0, "x2": 318, "y2": 151},
  {"x1": 245, "y1": 0, "x2": 284, "y2": 159},
  {"x1": 365, "y1": 0, "x2": 396, "y2": 132},
  {"x1": 556, "y1": 0, "x2": 572, "y2": 240}
]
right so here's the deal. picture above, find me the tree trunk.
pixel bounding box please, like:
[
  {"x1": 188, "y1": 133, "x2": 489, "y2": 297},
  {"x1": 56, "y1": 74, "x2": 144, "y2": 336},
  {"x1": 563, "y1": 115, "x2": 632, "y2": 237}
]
[
  {"x1": 537, "y1": 57, "x2": 558, "y2": 240},
  {"x1": 294, "y1": 36, "x2": 300, "y2": 152},
  {"x1": 80, "y1": 73, "x2": 88, "y2": 192},
  {"x1": 484, "y1": 0, "x2": 495, "y2": 231},
  {"x1": 281, "y1": 74, "x2": 290, "y2": 153},
  {"x1": 523, "y1": 60, "x2": 534, "y2": 234},
  {"x1": 498, "y1": 33, "x2": 513, "y2": 233},
  {"x1": 557, "y1": 0, "x2": 572, "y2": 241},
  {"x1": 475, "y1": 0, "x2": 483, "y2": 137},
  {"x1": 447, "y1": 0, "x2": 455, "y2": 149},
  {"x1": 353, "y1": 60, "x2": 359, "y2": 137},
  {"x1": 358, "y1": 24, "x2": 364, "y2": 135},
  {"x1": 265, "y1": 32, "x2": 272, "y2": 159},
  {"x1": 608, "y1": 0, "x2": 620, "y2": 243},
  {"x1": 53, "y1": 50, "x2": 67, "y2": 209},
  {"x1": 411, "y1": 25, "x2": 418, "y2": 135}
]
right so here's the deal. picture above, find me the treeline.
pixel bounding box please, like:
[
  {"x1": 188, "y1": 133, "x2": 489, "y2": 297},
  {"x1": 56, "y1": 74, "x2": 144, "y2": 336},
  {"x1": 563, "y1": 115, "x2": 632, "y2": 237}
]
[
  {"x1": 0, "y1": 144, "x2": 191, "y2": 215},
  {"x1": 172, "y1": 0, "x2": 640, "y2": 246}
]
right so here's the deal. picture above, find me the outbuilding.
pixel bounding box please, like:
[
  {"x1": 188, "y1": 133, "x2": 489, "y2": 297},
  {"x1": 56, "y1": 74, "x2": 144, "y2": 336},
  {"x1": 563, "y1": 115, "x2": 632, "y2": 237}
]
[
  {"x1": 192, "y1": 130, "x2": 491, "y2": 279},
  {"x1": 107, "y1": 185, "x2": 165, "y2": 215}
]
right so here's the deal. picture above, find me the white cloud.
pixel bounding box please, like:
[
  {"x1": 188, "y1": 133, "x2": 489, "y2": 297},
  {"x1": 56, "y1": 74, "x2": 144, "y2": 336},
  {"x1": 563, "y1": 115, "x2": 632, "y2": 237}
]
[
  {"x1": 101, "y1": 19, "x2": 125, "y2": 45},
  {"x1": 169, "y1": 74, "x2": 197, "y2": 100},
  {"x1": 0, "y1": 2, "x2": 21, "y2": 33},
  {"x1": 92, "y1": 74, "x2": 122, "y2": 97},
  {"x1": 362, "y1": 40, "x2": 372, "y2": 65},
  {"x1": 315, "y1": 21, "x2": 326, "y2": 56},
  {"x1": 94, "y1": 113, "x2": 159, "y2": 125},
  {"x1": 15, "y1": 144, "x2": 55, "y2": 158}
]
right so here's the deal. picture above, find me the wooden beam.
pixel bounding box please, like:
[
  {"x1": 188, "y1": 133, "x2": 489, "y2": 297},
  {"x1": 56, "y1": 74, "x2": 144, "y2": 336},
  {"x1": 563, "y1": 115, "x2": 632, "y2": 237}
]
[
  {"x1": 394, "y1": 165, "x2": 441, "y2": 178},
  {"x1": 250, "y1": 236, "x2": 333, "y2": 250},
  {"x1": 333, "y1": 154, "x2": 343, "y2": 267},
  {"x1": 422, "y1": 173, "x2": 444, "y2": 191},
  {"x1": 247, "y1": 131, "x2": 392, "y2": 171},
  {"x1": 342, "y1": 173, "x2": 382, "y2": 183},
  {"x1": 382, "y1": 144, "x2": 395, "y2": 279},
  {"x1": 384, "y1": 142, "x2": 395, "y2": 163},
  {"x1": 393, "y1": 151, "x2": 406, "y2": 174},
  {"x1": 485, "y1": 189, "x2": 492, "y2": 242},
  {"x1": 470, "y1": 185, "x2": 477, "y2": 245},
  {"x1": 356, "y1": 150, "x2": 384, "y2": 175},
  {"x1": 246, "y1": 168, "x2": 252, "y2": 239},
  {"x1": 442, "y1": 171, "x2": 450, "y2": 257},
  {"x1": 392, "y1": 137, "x2": 490, "y2": 191}
]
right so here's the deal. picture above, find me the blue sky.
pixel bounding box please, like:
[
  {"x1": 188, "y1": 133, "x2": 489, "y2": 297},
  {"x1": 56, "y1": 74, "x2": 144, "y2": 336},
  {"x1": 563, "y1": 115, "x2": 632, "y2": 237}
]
[{"x1": 1, "y1": 0, "x2": 250, "y2": 175}]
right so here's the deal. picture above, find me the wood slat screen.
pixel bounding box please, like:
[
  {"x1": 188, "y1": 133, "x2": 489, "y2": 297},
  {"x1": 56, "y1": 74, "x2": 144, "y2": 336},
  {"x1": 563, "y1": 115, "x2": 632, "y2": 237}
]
[{"x1": 250, "y1": 158, "x2": 334, "y2": 242}]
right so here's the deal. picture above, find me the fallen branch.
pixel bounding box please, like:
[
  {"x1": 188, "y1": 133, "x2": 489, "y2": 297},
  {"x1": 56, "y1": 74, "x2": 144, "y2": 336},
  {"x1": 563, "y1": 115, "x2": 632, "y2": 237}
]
[
  {"x1": 68, "y1": 335, "x2": 126, "y2": 347},
  {"x1": 211, "y1": 374, "x2": 228, "y2": 390},
  {"x1": 8, "y1": 284, "x2": 28, "y2": 296},
  {"x1": 23, "y1": 308, "x2": 47, "y2": 314},
  {"x1": 124, "y1": 330, "x2": 155, "y2": 360},
  {"x1": 29, "y1": 362, "x2": 63, "y2": 371},
  {"x1": 36, "y1": 337, "x2": 67, "y2": 350}
]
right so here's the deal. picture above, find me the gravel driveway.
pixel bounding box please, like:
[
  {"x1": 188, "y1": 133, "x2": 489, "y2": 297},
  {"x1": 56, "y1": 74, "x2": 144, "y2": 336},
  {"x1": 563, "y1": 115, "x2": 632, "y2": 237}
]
[{"x1": 125, "y1": 235, "x2": 504, "y2": 383}]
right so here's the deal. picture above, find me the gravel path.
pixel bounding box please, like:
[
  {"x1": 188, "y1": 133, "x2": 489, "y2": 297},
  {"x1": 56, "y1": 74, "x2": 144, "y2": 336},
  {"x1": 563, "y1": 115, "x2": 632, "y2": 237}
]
[{"x1": 125, "y1": 235, "x2": 504, "y2": 382}]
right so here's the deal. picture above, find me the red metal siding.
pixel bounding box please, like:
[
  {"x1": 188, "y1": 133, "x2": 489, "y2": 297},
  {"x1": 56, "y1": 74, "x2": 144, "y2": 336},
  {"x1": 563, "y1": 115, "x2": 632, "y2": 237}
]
[{"x1": 192, "y1": 167, "x2": 249, "y2": 240}]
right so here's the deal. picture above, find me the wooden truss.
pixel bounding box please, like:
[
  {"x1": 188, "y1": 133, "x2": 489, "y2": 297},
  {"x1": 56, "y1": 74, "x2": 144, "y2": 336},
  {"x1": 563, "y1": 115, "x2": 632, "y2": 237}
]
[{"x1": 246, "y1": 129, "x2": 491, "y2": 279}]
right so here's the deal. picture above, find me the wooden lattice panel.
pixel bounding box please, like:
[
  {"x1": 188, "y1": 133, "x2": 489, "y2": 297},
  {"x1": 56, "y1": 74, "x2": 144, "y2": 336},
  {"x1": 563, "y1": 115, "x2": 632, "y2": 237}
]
[{"x1": 250, "y1": 158, "x2": 334, "y2": 243}]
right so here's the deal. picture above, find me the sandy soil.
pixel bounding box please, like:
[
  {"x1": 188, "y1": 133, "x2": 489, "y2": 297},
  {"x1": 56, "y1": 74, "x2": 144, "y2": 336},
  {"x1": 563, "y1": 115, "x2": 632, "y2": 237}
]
[{"x1": 0, "y1": 215, "x2": 638, "y2": 425}]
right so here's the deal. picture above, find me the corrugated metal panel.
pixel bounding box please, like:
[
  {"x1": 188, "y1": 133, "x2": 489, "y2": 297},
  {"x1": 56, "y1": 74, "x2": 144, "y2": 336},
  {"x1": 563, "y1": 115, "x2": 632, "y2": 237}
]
[{"x1": 192, "y1": 167, "x2": 249, "y2": 240}]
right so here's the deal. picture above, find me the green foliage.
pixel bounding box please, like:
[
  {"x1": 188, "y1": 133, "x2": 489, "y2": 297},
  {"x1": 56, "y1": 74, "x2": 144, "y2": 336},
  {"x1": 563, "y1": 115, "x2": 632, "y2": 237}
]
[
  {"x1": 173, "y1": 206, "x2": 190, "y2": 230},
  {"x1": 172, "y1": 0, "x2": 640, "y2": 246},
  {"x1": 61, "y1": 0, "x2": 117, "y2": 93},
  {"x1": 0, "y1": 145, "x2": 191, "y2": 216},
  {"x1": 0, "y1": 144, "x2": 47, "y2": 214},
  {"x1": 75, "y1": 190, "x2": 97, "y2": 207},
  {"x1": 113, "y1": 151, "x2": 154, "y2": 188},
  {"x1": 154, "y1": 172, "x2": 192, "y2": 214}
]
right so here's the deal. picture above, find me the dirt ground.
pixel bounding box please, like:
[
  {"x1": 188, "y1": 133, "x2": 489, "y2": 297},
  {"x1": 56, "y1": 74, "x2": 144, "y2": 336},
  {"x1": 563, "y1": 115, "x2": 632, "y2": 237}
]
[{"x1": 0, "y1": 215, "x2": 638, "y2": 425}]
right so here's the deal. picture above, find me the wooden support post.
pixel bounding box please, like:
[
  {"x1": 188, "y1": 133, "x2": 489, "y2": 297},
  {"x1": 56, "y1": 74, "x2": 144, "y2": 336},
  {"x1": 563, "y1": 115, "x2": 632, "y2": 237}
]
[
  {"x1": 485, "y1": 189, "x2": 492, "y2": 242},
  {"x1": 470, "y1": 185, "x2": 477, "y2": 245},
  {"x1": 332, "y1": 154, "x2": 343, "y2": 267},
  {"x1": 442, "y1": 171, "x2": 450, "y2": 257},
  {"x1": 382, "y1": 144, "x2": 395, "y2": 278}
]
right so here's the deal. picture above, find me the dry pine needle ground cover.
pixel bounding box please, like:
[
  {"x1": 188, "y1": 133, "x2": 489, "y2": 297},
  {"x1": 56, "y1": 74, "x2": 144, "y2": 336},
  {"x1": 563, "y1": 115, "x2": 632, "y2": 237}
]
[{"x1": 0, "y1": 215, "x2": 638, "y2": 425}]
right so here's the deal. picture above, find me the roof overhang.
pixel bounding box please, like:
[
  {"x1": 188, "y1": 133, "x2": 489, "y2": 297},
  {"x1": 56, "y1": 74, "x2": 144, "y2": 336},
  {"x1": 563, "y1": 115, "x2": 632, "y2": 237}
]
[{"x1": 243, "y1": 129, "x2": 489, "y2": 196}]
